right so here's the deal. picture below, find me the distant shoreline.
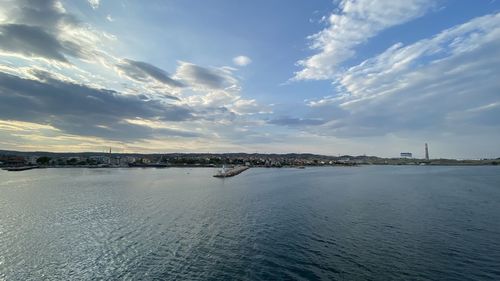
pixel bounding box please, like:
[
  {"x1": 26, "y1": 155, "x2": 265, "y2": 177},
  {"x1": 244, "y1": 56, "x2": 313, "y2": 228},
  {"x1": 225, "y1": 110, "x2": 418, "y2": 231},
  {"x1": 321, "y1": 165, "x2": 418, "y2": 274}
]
[
  {"x1": 1, "y1": 149, "x2": 499, "y2": 170},
  {"x1": 2, "y1": 162, "x2": 499, "y2": 172}
]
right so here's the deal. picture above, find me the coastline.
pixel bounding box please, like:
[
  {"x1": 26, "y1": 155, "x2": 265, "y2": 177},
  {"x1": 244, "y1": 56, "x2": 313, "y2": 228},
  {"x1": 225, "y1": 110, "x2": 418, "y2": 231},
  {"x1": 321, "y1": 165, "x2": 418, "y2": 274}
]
[{"x1": 2, "y1": 161, "x2": 498, "y2": 172}]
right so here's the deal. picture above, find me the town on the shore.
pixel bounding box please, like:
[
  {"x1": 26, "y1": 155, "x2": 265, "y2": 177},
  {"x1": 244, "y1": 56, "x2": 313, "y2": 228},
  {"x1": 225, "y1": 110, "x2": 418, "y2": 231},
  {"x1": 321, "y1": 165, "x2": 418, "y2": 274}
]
[{"x1": 1, "y1": 150, "x2": 498, "y2": 170}]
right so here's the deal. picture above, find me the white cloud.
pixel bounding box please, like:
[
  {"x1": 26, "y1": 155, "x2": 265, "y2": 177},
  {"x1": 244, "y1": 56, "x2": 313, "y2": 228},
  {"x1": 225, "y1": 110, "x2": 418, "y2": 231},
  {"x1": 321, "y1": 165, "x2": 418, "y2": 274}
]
[
  {"x1": 338, "y1": 12, "x2": 500, "y2": 104},
  {"x1": 88, "y1": 0, "x2": 100, "y2": 10},
  {"x1": 232, "y1": 55, "x2": 252, "y2": 66},
  {"x1": 106, "y1": 15, "x2": 114, "y2": 22},
  {"x1": 295, "y1": 0, "x2": 435, "y2": 80},
  {"x1": 231, "y1": 99, "x2": 272, "y2": 115},
  {"x1": 304, "y1": 13, "x2": 500, "y2": 138}
]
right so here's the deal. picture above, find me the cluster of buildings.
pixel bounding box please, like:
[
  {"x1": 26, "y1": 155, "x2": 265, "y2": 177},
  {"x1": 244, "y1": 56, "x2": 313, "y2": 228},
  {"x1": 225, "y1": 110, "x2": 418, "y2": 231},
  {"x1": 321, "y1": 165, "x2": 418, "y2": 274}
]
[
  {"x1": 162, "y1": 153, "x2": 362, "y2": 167},
  {"x1": 2, "y1": 143, "x2": 498, "y2": 168},
  {"x1": 0, "y1": 152, "x2": 359, "y2": 168},
  {"x1": 0, "y1": 154, "x2": 138, "y2": 167}
]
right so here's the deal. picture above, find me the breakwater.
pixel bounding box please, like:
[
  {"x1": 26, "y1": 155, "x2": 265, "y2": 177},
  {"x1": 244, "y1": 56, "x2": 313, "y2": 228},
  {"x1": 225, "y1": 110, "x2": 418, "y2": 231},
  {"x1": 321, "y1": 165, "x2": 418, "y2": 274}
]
[{"x1": 213, "y1": 166, "x2": 249, "y2": 178}]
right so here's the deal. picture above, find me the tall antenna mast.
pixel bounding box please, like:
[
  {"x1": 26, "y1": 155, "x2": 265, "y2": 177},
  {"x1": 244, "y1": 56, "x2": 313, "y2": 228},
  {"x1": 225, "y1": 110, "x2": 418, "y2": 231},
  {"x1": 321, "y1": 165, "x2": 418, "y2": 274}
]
[{"x1": 425, "y1": 143, "x2": 429, "y2": 160}]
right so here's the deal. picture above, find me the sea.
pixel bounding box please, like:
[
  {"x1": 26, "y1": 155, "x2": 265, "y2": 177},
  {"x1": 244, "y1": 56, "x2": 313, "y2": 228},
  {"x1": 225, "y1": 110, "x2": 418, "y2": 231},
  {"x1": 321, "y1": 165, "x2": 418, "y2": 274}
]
[{"x1": 1, "y1": 166, "x2": 499, "y2": 280}]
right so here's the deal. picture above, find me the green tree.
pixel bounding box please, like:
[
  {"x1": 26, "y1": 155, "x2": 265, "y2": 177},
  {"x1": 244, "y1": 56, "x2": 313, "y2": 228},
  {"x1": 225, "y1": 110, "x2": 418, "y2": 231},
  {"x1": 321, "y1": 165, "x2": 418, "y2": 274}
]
[{"x1": 36, "y1": 156, "x2": 51, "y2": 165}]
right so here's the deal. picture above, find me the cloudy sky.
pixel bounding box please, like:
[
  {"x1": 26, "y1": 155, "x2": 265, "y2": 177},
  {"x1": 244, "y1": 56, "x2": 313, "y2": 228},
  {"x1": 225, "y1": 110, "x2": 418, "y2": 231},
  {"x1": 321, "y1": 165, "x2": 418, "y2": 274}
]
[{"x1": 0, "y1": 0, "x2": 499, "y2": 158}]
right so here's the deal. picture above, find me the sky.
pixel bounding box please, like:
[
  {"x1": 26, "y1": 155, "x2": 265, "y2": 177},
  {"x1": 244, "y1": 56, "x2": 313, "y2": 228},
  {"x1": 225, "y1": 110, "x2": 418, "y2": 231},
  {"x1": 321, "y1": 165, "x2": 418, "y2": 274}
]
[{"x1": 0, "y1": 0, "x2": 499, "y2": 158}]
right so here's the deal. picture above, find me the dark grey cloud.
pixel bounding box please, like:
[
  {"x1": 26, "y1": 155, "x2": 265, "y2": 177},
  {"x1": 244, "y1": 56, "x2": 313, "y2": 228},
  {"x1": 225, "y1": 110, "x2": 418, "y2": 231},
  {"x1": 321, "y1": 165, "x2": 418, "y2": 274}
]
[
  {"x1": 8, "y1": 0, "x2": 78, "y2": 30},
  {"x1": 0, "y1": 0, "x2": 85, "y2": 62},
  {"x1": 0, "y1": 70, "x2": 197, "y2": 140},
  {"x1": 0, "y1": 24, "x2": 70, "y2": 62},
  {"x1": 176, "y1": 62, "x2": 233, "y2": 90},
  {"x1": 194, "y1": 106, "x2": 237, "y2": 122},
  {"x1": 117, "y1": 59, "x2": 184, "y2": 88},
  {"x1": 268, "y1": 117, "x2": 326, "y2": 126}
]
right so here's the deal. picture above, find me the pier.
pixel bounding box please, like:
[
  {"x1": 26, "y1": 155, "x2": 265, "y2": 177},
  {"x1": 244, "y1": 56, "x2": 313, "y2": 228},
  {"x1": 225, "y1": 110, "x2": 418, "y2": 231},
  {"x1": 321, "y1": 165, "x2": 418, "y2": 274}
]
[{"x1": 213, "y1": 166, "x2": 249, "y2": 178}]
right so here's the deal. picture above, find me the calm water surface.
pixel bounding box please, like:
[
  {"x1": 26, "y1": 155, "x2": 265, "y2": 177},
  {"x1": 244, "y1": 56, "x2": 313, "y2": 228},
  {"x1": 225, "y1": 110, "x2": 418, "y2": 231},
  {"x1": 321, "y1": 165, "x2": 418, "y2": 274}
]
[{"x1": 1, "y1": 166, "x2": 499, "y2": 280}]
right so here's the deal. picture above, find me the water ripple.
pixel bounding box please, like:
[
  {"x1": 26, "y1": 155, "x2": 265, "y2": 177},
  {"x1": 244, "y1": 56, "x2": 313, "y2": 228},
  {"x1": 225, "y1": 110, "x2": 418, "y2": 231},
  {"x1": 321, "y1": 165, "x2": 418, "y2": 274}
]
[{"x1": 1, "y1": 166, "x2": 499, "y2": 280}]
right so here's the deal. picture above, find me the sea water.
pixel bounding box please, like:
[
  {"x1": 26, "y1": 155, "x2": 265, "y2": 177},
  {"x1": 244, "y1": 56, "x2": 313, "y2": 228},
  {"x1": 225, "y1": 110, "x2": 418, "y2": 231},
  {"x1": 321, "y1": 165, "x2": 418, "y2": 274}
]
[{"x1": 1, "y1": 166, "x2": 499, "y2": 280}]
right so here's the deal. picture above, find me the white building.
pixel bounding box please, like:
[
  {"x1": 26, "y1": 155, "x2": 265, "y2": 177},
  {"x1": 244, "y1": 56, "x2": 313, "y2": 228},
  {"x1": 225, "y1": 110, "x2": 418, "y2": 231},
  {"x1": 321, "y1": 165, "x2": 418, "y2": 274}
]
[{"x1": 400, "y1": 152, "x2": 413, "y2": 158}]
